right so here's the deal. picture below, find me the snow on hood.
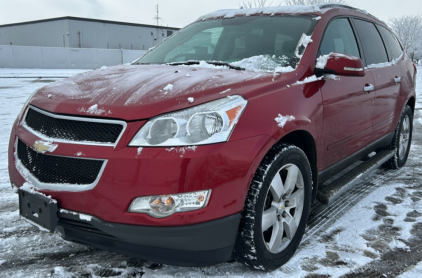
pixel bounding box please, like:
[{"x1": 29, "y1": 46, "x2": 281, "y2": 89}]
[
  {"x1": 197, "y1": 5, "x2": 321, "y2": 21},
  {"x1": 31, "y1": 64, "x2": 276, "y2": 121}
]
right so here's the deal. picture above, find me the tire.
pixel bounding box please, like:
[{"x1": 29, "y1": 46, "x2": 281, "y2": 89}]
[
  {"x1": 233, "y1": 144, "x2": 312, "y2": 271},
  {"x1": 385, "y1": 105, "x2": 413, "y2": 169}
]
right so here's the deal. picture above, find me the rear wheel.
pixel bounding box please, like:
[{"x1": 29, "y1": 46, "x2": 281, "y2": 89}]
[
  {"x1": 234, "y1": 144, "x2": 312, "y2": 271},
  {"x1": 385, "y1": 105, "x2": 413, "y2": 169}
]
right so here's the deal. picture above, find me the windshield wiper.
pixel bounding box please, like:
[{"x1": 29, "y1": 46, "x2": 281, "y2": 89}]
[{"x1": 167, "y1": 60, "x2": 245, "y2": 71}]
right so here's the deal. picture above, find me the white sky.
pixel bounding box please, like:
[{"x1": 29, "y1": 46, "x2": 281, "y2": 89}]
[{"x1": 0, "y1": 0, "x2": 420, "y2": 28}]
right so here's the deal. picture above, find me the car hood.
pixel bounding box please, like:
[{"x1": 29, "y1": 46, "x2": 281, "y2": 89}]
[{"x1": 31, "y1": 64, "x2": 278, "y2": 121}]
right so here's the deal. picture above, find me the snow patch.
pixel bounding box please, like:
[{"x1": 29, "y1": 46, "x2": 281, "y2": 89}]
[
  {"x1": 368, "y1": 53, "x2": 403, "y2": 69},
  {"x1": 166, "y1": 146, "x2": 198, "y2": 156},
  {"x1": 79, "y1": 214, "x2": 93, "y2": 222},
  {"x1": 136, "y1": 147, "x2": 143, "y2": 157},
  {"x1": 78, "y1": 104, "x2": 108, "y2": 116},
  {"x1": 295, "y1": 34, "x2": 313, "y2": 58},
  {"x1": 275, "y1": 114, "x2": 295, "y2": 128},
  {"x1": 231, "y1": 55, "x2": 292, "y2": 73},
  {"x1": 314, "y1": 16, "x2": 322, "y2": 20},
  {"x1": 188, "y1": 97, "x2": 194, "y2": 103},
  {"x1": 100, "y1": 66, "x2": 107, "y2": 70},
  {"x1": 274, "y1": 66, "x2": 294, "y2": 73},
  {"x1": 60, "y1": 209, "x2": 94, "y2": 222},
  {"x1": 219, "y1": 88, "x2": 232, "y2": 95},
  {"x1": 295, "y1": 75, "x2": 322, "y2": 85},
  {"x1": 316, "y1": 54, "x2": 330, "y2": 69},
  {"x1": 20, "y1": 182, "x2": 57, "y2": 203},
  {"x1": 75, "y1": 152, "x2": 85, "y2": 157},
  {"x1": 198, "y1": 6, "x2": 321, "y2": 21},
  {"x1": 163, "y1": 84, "x2": 174, "y2": 94}
]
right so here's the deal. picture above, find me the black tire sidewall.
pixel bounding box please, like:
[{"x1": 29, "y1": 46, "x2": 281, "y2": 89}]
[
  {"x1": 252, "y1": 147, "x2": 312, "y2": 269},
  {"x1": 396, "y1": 106, "x2": 413, "y2": 168}
]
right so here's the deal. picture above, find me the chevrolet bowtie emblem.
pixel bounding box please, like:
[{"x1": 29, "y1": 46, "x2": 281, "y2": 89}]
[{"x1": 33, "y1": 141, "x2": 58, "y2": 154}]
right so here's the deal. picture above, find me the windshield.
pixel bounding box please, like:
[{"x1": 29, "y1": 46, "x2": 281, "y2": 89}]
[{"x1": 134, "y1": 16, "x2": 316, "y2": 72}]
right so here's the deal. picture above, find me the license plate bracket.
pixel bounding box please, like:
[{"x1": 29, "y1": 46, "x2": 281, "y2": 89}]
[{"x1": 19, "y1": 190, "x2": 59, "y2": 233}]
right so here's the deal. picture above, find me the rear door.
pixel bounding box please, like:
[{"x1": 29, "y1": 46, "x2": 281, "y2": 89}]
[
  {"x1": 319, "y1": 18, "x2": 375, "y2": 169},
  {"x1": 352, "y1": 19, "x2": 402, "y2": 140}
]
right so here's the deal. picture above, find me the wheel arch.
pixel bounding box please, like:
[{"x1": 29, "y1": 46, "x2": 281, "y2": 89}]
[
  {"x1": 406, "y1": 96, "x2": 416, "y2": 114},
  {"x1": 277, "y1": 130, "x2": 319, "y2": 203}
]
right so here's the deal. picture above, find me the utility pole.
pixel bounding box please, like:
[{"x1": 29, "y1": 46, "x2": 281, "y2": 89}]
[{"x1": 153, "y1": 4, "x2": 163, "y2": 26}]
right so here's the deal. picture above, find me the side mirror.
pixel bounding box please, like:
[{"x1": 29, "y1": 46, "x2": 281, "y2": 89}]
[{"x1": 315, "y1": 52, "x2": 365, "y2": 77}]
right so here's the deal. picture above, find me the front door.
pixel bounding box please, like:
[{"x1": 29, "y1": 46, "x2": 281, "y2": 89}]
[{"x1": 318, "y1": 18, "x2": 375, "y2": 169}]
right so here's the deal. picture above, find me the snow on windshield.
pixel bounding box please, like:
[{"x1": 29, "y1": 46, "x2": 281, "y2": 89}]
[{"x1": 230, "y1": 55, "x2": 293, "y2": 73}]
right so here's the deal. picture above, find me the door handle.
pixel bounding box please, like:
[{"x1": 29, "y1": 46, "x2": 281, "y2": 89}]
[
  {"x1": 394, "y1": 76, "x2": 402, "y2": 83},
  {"x1": 364, "y1": 84, "x2": 374, "y2": 92}
]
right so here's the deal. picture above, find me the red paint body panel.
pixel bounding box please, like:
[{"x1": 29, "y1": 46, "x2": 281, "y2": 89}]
[{"x1": 8, "y1": 7, "x2": 416, "y2": 231}]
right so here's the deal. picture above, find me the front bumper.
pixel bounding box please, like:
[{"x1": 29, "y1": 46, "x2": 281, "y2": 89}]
[
  {"x1": 56, "y1": 210, "x2": 241, "y2": 266},
  {"x1": 9, "y1": 114, "x2": 271, "y2": 226}
]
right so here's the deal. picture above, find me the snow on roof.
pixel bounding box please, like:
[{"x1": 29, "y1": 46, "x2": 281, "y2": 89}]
[
  {"x1": 197, "y1": 5, "x2": 321, "y2": 21},
  {"x1": 197, "y1": 4, "x2": 370, "y2": 22}
]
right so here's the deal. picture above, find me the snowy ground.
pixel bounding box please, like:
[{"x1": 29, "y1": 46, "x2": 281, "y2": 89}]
[{"x1": 0, "y1": 67, "x2": 422, "y2": 277}]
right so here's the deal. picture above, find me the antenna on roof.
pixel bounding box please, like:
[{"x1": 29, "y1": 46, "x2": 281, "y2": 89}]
[{"x1": 153, "y1": 4, "x2": 164, "y2": 26}]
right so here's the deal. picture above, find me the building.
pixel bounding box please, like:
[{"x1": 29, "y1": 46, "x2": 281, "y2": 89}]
[{"x1": 0, "y1": 16, "x2": 180, "y2": 50}]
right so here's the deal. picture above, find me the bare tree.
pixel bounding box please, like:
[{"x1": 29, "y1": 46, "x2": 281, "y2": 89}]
[
  {"x1": 241, "y1": 0, "x2": 282, "y2": 8},
  {"x1": 389, "y1": 15, "x2": 422, "y2": 61},
  {"x1": 284, "y1": 0, "x2": 350, "y2": 5}
]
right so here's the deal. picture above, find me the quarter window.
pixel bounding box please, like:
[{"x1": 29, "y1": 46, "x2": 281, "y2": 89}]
[
  {"x1": 377, "y1": 25, "x2": 403, "y2": 61},
  {"x1": 319, "y1": 18, "x2": 360, "y2": 58},
  {"x1": 353, "y1": 19, "x2": 389, "y2": 65}
]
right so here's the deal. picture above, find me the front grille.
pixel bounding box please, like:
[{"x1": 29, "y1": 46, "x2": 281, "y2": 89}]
[
  {"x1": 24, "y1": 107, "x2": 124, "y2": 144},
  {"x1": 17, "y1": 139, "x2": 104, "y2": 185}
]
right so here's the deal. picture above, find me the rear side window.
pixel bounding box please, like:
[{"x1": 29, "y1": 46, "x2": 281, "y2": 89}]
[
  {"x1": 353, "y1": 19, "x2": 389, "y2": 65},
  {"x1": 319, "y1": 18, "x2": 360, "y2": 58},
  {"x1": 377, "y1": 25, "x2": 403, "y2": 61}
]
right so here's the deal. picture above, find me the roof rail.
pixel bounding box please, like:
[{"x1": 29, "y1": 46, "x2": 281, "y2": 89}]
[{"x1": 318, "y1": 4, "x2": 366, "y2": 13}]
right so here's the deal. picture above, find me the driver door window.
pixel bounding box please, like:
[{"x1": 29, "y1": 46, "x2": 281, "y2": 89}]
[{"x1": 319, "y1": 18, "x2": 360, "y2": 58}]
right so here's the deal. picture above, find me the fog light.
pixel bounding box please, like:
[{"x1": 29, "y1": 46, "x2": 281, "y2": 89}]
[{"x1": 128, "y1": 190, "x2": 212, "y2": 218}]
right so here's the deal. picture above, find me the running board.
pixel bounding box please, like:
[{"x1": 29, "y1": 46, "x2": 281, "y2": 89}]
[{"x1": 317, "y1": 149, "x2": 395, "y2": 205}]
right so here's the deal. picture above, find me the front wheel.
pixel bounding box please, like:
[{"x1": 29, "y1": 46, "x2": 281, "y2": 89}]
[
  {"x1": 234, "y1": 144, "x2": 312, "y2": 271},
  {"x1": 385, "y1": 105, "x2": 413, "y2": 169}
]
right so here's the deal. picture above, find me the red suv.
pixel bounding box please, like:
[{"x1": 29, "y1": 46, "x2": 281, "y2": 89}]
[{"x1": 9, "y1": 4, "x2": 416, "y2": 271}]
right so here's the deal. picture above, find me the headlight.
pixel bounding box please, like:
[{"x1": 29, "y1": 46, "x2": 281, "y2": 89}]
[
  {"x1": 129, "y1": 95, "x2": 247, "y2": 146},
  {"x1": 128, "y1": 190, "x2": 211, "y2": 218}
]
